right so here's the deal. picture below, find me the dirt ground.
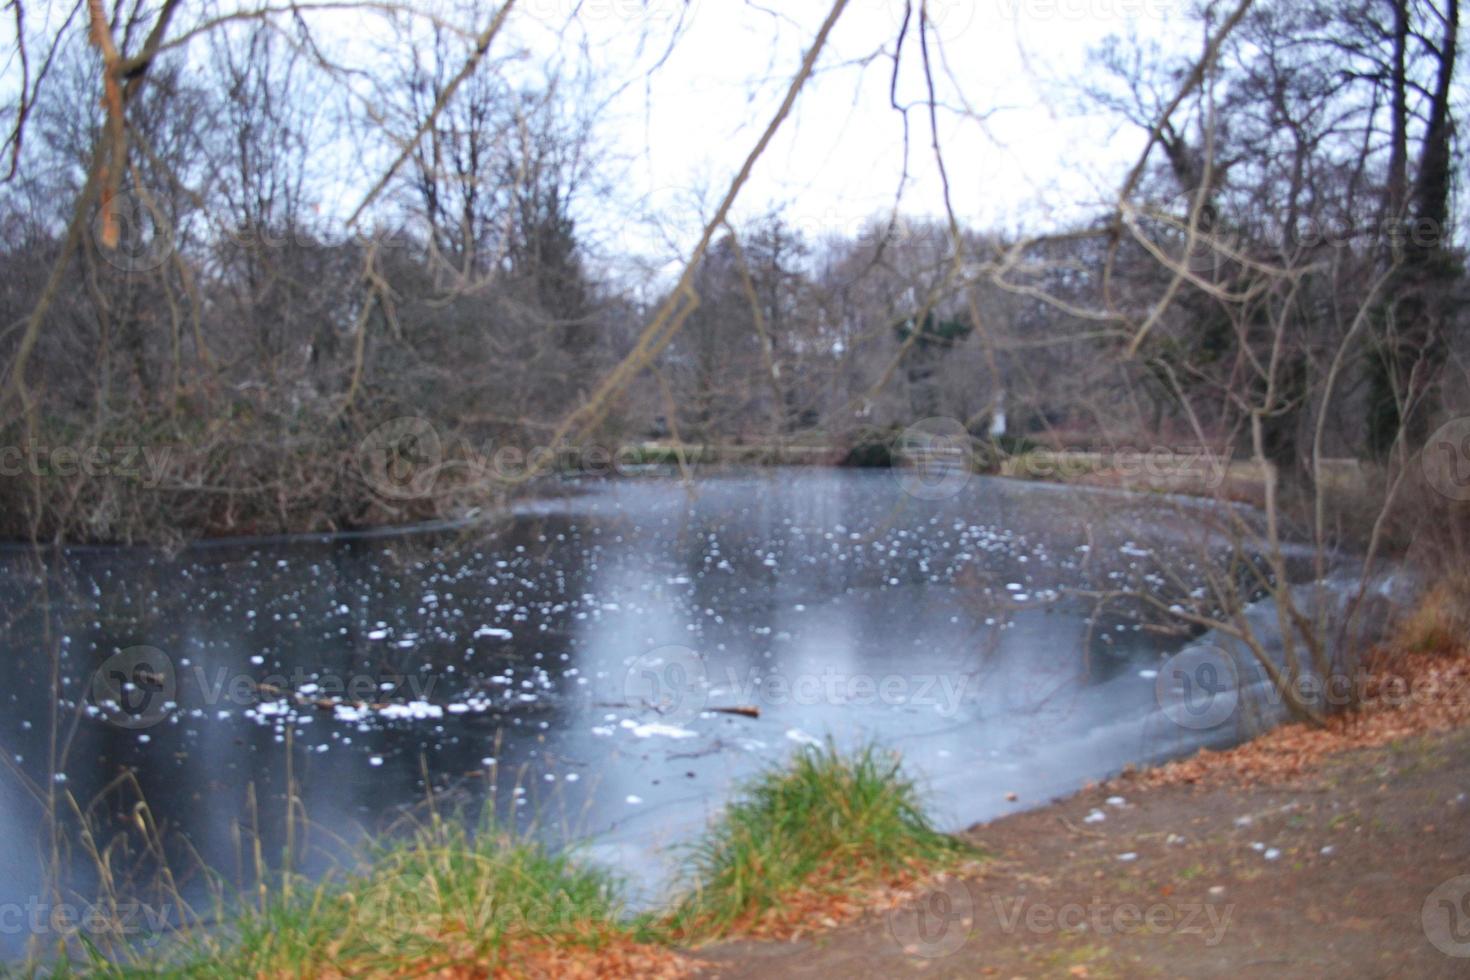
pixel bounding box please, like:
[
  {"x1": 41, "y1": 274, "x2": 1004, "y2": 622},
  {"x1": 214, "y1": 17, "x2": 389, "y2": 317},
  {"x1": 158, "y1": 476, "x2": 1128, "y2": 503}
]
[{"x1": 696, "y1": 726, "x2": 1470, "y2": 979}]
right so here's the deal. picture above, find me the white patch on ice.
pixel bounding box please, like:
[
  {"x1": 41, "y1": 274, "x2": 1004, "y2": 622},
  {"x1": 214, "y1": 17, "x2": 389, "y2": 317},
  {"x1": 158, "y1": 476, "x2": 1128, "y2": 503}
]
[
  {"x1": 619, "y1": 718, "x2": 696, "y2": 739},
  {"x1": 378, "y1": 700, "x2": 443, "y2": 721}
]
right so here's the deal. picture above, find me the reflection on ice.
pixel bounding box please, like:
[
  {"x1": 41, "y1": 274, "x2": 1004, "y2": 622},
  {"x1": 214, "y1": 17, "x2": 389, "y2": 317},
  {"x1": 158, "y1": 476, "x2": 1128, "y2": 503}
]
[{"x1": 0, "y1": 469, "x2": 1309, "y2": 930}]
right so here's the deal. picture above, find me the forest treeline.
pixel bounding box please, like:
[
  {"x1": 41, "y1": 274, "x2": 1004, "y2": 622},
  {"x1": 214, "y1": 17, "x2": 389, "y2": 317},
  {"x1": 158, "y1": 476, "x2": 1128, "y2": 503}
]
[{"x1": 0, "y1": 0, "x2": 1464, "y2": 546}]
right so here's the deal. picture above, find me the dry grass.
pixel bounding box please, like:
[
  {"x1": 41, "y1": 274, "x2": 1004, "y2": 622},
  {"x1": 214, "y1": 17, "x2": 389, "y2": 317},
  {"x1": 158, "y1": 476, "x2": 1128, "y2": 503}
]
[
  {"x1": 1388, "y1": 574, "x2": 1470, "y2": 657},
  {"x1": 1113, "y1": 584, "x2": 1470, "y2": 791},
  {"x1": 57, "y1": 747, "x2": 967, "y2": 977}
]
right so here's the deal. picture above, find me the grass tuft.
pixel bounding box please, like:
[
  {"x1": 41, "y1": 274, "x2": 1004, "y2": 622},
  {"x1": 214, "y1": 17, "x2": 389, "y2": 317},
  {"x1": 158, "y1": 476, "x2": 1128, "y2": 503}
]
[
  {"x1": 96, "y1": 817, "x2": 632, "y2": 978},
  {"x1": 1391, "y1": 575, "x2": 1470, "y2": 658},
  {"x1": 44, "y1": 745, "x2": 969, "y2": 975},
  {"x1": 662, "y1": 742, "x2": 972, "y2": 940}
]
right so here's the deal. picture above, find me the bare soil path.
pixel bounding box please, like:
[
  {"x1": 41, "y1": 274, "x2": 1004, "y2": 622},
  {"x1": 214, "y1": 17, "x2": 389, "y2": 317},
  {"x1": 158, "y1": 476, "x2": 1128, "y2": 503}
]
[{"x1": 697, "y1": 727, "x2": 1470, "y2": 979}]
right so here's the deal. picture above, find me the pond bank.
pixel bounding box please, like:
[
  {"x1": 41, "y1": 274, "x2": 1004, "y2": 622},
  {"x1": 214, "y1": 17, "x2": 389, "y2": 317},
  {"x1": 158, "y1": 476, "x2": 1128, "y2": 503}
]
[
  {"x1": 161, "y1": 587, "x2": 1470, "y2": 977},
  {"x1": 697, "y1": 606, "x2": 1470, "y2": 978},
  {"x1": 701, "y1": 726, "x2": 1470, "y2": 978},
  {"x1": 11, "y1": 470, "x2": 1444, "y2": 975}
]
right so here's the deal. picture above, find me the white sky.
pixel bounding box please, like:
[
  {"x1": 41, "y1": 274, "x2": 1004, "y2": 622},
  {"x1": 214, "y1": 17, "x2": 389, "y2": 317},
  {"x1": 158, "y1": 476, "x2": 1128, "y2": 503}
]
[
  {"x1": 507, "y1": 0, "x2": 1195, "y2": 276},
  {"x1": 0, "y1": 0, "x2": 1195, "y2": 277}
]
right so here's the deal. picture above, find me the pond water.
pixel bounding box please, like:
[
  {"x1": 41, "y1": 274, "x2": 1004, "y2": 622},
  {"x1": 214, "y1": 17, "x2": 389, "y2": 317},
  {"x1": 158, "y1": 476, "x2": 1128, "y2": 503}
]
[{"x1": 0, "y1": 468, "x2": 1263, "y2": 953}]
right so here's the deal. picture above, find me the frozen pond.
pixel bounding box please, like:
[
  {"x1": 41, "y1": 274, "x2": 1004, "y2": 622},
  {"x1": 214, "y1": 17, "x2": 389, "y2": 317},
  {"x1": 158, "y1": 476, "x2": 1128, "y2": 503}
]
[{"x1": 0, "y1": 468, "x2": 1270, "y2": 951}]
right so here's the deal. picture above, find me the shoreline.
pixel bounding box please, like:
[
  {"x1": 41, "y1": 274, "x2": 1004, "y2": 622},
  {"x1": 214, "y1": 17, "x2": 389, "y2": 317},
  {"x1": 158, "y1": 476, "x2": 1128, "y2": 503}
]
[
  {"x1": 0, "y1": 437, "x2": 1282, "y2": 550},
  {"x1": 696, "y1": 637, "x2": 1470, "y2": 977},
  {"x1": 20, "y1": 606, "x2": 1465, "y2": 975},
  {"x1": 11, "y1": 467, "x2": 1451, "y2": 976},
  {"x1": 700, "y1": 724, "x2": 1470, "y2": 977},
  {"x1": 0, "y1": 457, "x2": 1271, "y2": 553}
]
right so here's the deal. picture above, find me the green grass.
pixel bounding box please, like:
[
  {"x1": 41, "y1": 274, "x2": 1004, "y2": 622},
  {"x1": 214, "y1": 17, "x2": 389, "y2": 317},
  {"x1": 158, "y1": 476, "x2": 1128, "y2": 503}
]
[
  {"x1": 38, "y1": 744, "x2": 968, "y2": 974},
  {"x1": 662, "y1": 742, "x2": 972, "y2": 940},
  {"x1": 66, "y1": 816, "x2": 629, "y2": 978}
]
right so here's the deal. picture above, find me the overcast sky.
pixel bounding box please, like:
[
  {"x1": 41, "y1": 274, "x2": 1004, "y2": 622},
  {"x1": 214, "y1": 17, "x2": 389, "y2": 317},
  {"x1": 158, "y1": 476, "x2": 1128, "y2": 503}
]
[
  {"x1": 0, "y1": 0, "x2": 1195, "y2": 279},
  {"x1": 504, "y1": 0, "x2": 1195, "y2": 277}
]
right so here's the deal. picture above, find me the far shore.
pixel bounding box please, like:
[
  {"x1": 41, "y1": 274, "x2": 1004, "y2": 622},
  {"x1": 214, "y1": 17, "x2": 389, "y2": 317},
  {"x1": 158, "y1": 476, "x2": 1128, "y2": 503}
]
[{"x1": 1, "y1": 439, "x2": 1354, "y2": 550}]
